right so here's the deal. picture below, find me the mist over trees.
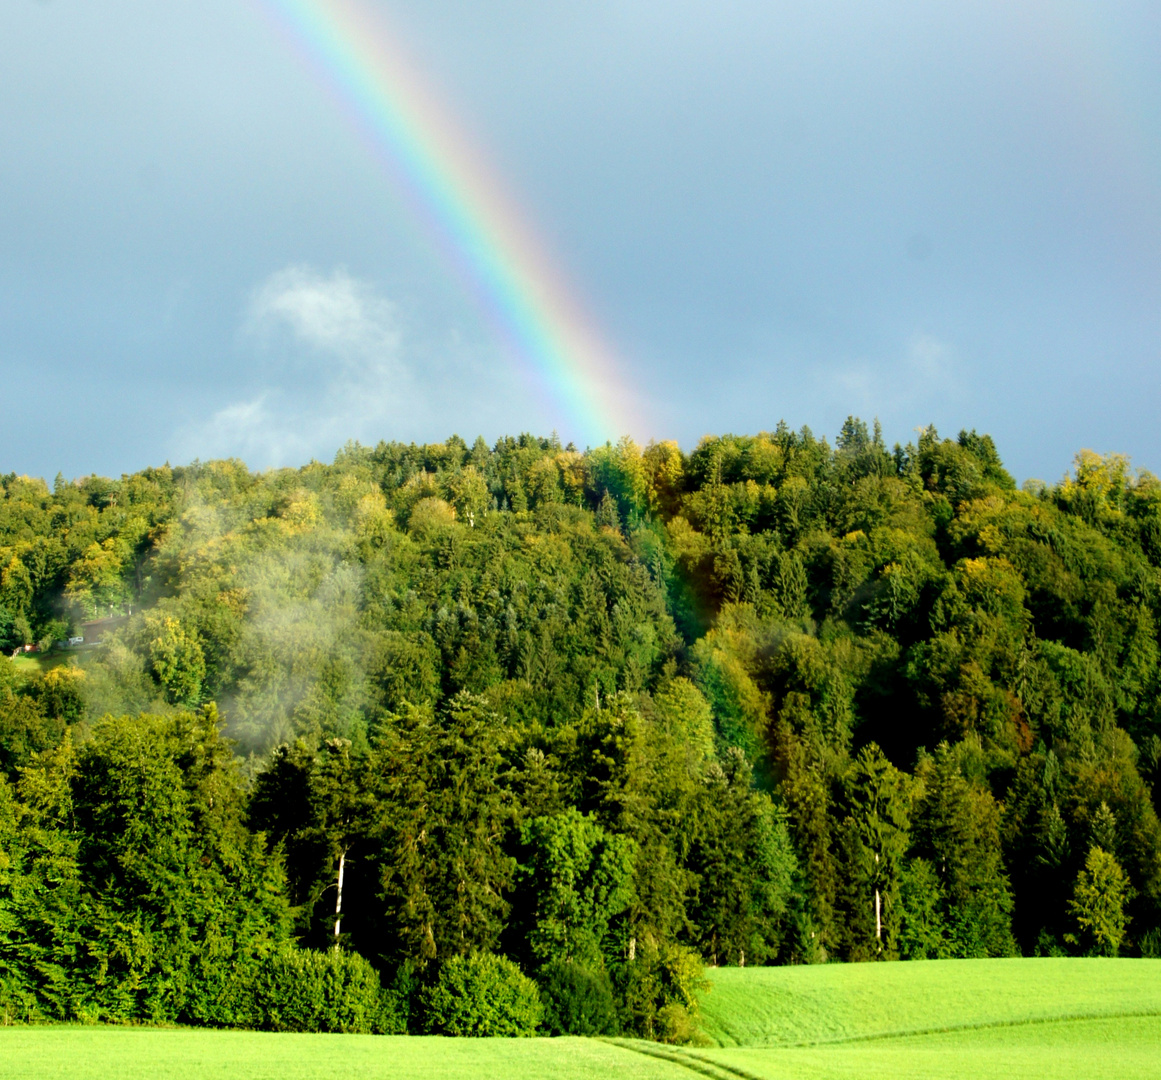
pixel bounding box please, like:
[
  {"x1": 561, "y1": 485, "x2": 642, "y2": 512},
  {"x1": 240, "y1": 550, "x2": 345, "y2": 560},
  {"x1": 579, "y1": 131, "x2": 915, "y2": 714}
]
[{"x1": 3, "y1": 421, "x2": 1161, "y2": 1035}]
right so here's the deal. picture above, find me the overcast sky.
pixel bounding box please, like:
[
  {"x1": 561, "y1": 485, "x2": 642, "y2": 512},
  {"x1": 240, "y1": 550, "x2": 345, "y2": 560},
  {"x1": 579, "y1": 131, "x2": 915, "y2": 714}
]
[{"x1": 2, "y1": 0, "x2": 1160, "y2": 482}]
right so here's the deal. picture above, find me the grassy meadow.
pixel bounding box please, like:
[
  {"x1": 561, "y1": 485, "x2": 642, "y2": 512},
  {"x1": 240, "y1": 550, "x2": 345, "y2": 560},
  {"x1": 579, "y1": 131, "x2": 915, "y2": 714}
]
[
  {"x1": 675, "y1": 957, "x2": 1161, "y2": 1079},
  {"x1": 674, "y1": 1016, "x2": 1160, "y2": 1080},
  {"x1": 0, "y1": 1028, "x2": 695, "y2": 1080},
  {"x1": 696, "y1": 956, "x2": 1161, "y2": 1046},
  {"x1": 2, "y1": 958, "x2": 1157, "y2": 1080},
  {"x1": 8, "y1": 650, "x2": 69, "y2": 678},
  {"x1": 7, "y1": 645, "x2": 98, "y2": 681}
]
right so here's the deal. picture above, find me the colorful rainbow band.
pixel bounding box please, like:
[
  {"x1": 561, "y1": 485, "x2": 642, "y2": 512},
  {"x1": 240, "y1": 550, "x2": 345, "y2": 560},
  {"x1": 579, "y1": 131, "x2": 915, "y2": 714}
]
[{"x1": 255, "y1": 0, "x2": 636, "y2": 447}]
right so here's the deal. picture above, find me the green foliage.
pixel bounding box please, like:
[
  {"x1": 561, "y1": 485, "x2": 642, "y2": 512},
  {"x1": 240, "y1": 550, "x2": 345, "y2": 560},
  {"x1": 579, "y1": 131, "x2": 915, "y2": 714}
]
[
  {"x1": 0, "y1": 735, "x2": 86, "y2": 1023},
  {"x1": 897, "y1": 858, "x2": 950, "y2": 959},
  {"x1": 911, "y1": 743, "x2": 1015, "y2": 957},
  {"x1": 837, "y1": 744, "x2": 912, "y2": 959},
  {"x1": 0, "y1": 690, "x2": 63, "y2": 779},
  {"x1": 372, "y1": 694, "x2": 517, "y2": 964},
  {"x1": 6, "y1": 422, "x2": 1161, "y2": 1039},
  {"x1": 1, "y1": 709, "x2": 290, "y2": 1026},
  {"x1": 145, "y1": 616, "x2": 206, "y2": 705},
  {"x1": 64, "y1": 539, "x2": 130, "y2": 617},
  {"x1": 538, "y1": 959, "x2": 619, "y2": 1035},
  {"x1": 1069, "y1": 845, "x2": 1131, "y2": 956},
  {"x1": 256, "y1": 946, "x2": 389, "y2": 1033},
  {"x1": 248, "y1": 736, "x2": 371, "y2": 945},
  {"x1": 516, "y1": 808, "x2": 636, "y2": 970},
  {"x1": 687, "y1": 748, "x2": 797, "y2": 966},
  {"x1": 421, "y1": 952, "x2": 543, "y2": 1036},
  {"x1": 615, "y1": 937, "x2": 707, "y2": 1044}
]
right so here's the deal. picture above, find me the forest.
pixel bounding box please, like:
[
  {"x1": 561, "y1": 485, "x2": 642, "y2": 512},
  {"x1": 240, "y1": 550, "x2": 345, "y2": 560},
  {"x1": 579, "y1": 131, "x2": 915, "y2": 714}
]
[{"x1": 1, "y1": 420, "x2": 1160, "y2": 1039}]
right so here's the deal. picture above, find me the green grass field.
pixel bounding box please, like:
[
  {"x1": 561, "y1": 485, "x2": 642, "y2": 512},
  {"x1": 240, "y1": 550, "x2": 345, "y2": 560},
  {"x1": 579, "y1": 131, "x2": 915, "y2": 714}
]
[
  {"x1": 10, "y1": 652, "x2": 57, "y2": 677},
  {"x1": 697, "y1": 956, "x2": 1161, "y2": 1046},
  {"x1": 9, "y1": 649, "x2": 84, "y2": 679},
  {"x1": 2, "y1": 958, "x2": 1158, "y2": 1079},
  {"x1": 659, "y1": 957, "x2": 1161, "y2": 1079},
  {"x1": 0, "y1": 1028, "x2": 695, "y2": 1080},
  {"x1": 666, "y1": 1016, "x2": 1161, "y2": 1080}
]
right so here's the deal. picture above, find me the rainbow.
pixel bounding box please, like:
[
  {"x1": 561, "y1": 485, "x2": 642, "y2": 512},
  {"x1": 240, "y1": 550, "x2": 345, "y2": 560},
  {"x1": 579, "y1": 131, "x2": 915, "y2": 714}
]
[{"x1": 253, "y1": 0, "x2": 637, "y2": 446}]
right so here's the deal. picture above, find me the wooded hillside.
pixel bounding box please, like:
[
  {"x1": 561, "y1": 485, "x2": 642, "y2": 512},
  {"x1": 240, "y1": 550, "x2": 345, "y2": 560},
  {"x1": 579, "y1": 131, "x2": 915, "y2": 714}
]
[{"x1": 2, "y1": 421, "x2": 1159, "y2": 1035}]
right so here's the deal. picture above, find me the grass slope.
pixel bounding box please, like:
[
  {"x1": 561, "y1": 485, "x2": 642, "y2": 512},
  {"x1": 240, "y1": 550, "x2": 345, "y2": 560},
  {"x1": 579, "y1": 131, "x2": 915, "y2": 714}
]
[
  {"x1": 9, "y1": 648, "x2": 87, "y2": 679},
  {"x1": 697, "y1": 957, "x2": 1161, "y2": 1046},
  {"x1": 4, "y1": 960, "x2": 1159, "y2": 1080},
  {"x1": 685, "y1": 1016, "x2": 1161, "y2": 1080},
  {"x1": 678, "y1": 958, "x2": 1161, "y2": 1080},
  {"x1": 10, "y1": 652, "x2": 59, "y2": 677},
  {"x1": 0, "y1": 1028, "x2": 695, "y2": 1080}
]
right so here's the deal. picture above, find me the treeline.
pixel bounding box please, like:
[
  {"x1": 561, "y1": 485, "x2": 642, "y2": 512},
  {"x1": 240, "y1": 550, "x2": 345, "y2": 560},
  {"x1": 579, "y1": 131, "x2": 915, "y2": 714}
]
[{"x1": 2, "y1": 421, "x2": 1160, "y2": 1036}]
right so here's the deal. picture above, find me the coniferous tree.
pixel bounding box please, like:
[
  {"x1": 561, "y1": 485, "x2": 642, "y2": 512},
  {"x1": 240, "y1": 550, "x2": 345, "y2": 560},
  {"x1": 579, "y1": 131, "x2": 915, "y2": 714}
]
[
  {"x1": 1069, "y1": 845, "x2": 1131, "y2": 956},
  {"x1": 912, "y1": 744, "x2": 1015, "y2": 957},
  {"x1": 688, "y1": 748, "x2": 797, "y2": 966},
  {"x1": 837, "y1": 744, "x2": 912, "y2": 960},
  {"x1": 371, "y1": 694, "x2": 515, "y2": 964}
]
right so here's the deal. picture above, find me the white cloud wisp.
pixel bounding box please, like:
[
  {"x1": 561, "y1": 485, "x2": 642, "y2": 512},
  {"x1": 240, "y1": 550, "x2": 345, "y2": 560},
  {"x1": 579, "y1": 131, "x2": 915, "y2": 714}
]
[{"x1": 176, "y1": 265, "x2": 423, "y2": 467}]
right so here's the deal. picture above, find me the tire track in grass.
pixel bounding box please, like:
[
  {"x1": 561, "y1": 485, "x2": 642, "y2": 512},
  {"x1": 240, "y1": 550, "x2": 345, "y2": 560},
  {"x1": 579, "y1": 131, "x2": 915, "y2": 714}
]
[
  {"x1": 601, "y1": 1038, "x2": 768, "y2": 1080},
  {"x1": 607, "y1": 1009, "x2": 1161, "y2": 1080},
  {"x1": 769, "y1": 1008, "x2": 1161, "y2": 1048}
]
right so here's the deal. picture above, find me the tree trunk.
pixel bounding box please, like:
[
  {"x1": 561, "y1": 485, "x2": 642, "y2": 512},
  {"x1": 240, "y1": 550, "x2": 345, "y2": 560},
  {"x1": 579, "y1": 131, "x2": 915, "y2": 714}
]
[
  {"x1": 333, "y1": 848, "x2": 346, "y2": 945},
  {"x1": 875, "y1": 887, "x2": 881, "y2": 942}
]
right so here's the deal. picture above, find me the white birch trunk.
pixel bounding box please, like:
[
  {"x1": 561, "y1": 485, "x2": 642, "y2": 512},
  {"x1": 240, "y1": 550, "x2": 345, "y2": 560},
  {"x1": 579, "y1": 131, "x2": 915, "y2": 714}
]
[{"x1": 333, "y1": 848, "x2": 346, "y2": 945}]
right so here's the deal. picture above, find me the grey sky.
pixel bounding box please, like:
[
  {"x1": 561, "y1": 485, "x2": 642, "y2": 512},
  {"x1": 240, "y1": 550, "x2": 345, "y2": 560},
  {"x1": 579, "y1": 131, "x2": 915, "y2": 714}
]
[{"x1": 2, "y1": 0, "x2": 1159, "y2": 482}]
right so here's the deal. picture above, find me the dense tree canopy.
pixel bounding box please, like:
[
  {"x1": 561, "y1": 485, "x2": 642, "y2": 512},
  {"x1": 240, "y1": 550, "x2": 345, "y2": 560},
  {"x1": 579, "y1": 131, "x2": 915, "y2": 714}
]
[{"x1": 3, "y1": 421, "x2": 1161, "y2": 1035}]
